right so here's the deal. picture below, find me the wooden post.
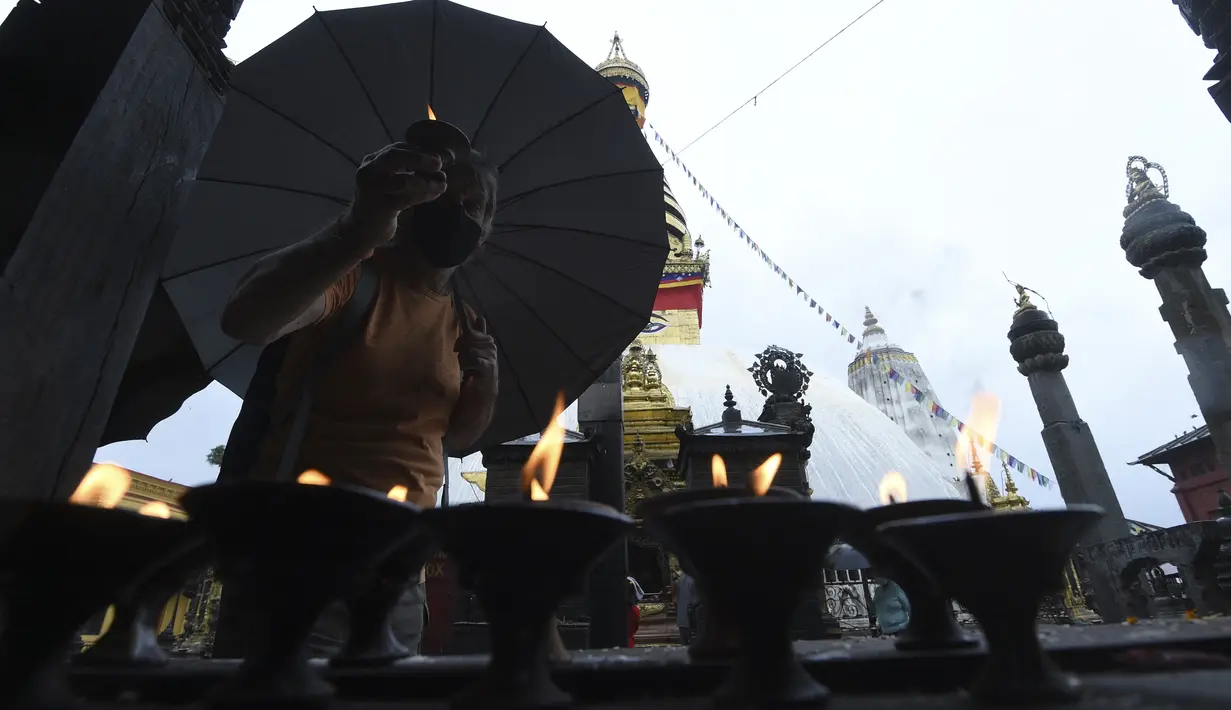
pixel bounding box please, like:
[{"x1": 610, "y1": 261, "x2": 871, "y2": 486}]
[{"x1": 0, "y1": 0, "x2": 239, "y2": 499}]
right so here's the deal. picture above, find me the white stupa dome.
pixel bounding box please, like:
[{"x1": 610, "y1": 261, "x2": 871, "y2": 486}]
[{"x1": 445, "y1": 344, "x2": 962, "y2": 508}]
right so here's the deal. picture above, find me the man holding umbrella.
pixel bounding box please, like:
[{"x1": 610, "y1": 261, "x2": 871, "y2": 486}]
[
  {"x1": 152, "y1": 0, "x2": 668, "y2": 658},
  {"x1": 221, "y1": 131, "x2": 499, "y2": 655}
]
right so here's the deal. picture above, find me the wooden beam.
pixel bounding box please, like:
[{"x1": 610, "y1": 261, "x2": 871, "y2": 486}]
[{"x1": 0, "y1": 0, "x2": 236, "y2": 499}]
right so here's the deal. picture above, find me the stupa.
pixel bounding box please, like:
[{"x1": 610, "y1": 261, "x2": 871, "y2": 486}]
[
  {"x1": 847, "y1": 307, "x2": 961, "y2": 473},
  {"x1": 443, "y1": 34, "x2": 963, "y2": 597}
]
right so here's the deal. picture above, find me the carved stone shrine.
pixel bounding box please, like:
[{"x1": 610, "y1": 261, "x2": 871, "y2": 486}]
[{"x1": 674, "y1": 379, "x2": 838, "y2": 639}]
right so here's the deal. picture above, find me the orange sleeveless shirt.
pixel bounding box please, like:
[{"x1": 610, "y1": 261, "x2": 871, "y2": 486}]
[{"x1": 251, "y1": 254, "x2": 463, "y2": 508}]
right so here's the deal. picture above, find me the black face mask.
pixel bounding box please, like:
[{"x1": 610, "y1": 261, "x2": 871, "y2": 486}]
[{"x1": 408, "y1": 201, "x2": 484, "y2": 268}]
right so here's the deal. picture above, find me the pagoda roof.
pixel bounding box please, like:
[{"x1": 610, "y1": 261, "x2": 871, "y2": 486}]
[{"x1": 1128, "y1": 425, "x2": 1210, "y2": 466}]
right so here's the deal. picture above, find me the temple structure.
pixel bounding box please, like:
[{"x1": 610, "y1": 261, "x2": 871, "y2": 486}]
[
  {"x1": 1131, "y1": 424, "x2": 1231, "y2": 522},
  {"x1": 78, "y1": 467, "x2": 196, "y2": 651},
  {"x1": 1172, "y1": 0, "x2": 1231, "y2": 124},
  {"x1": 597, "y1": 32, "x2": 711, "y2": 350},
  {"x1": 847, "y1": 308, "x2": 960, "y2": 474},
  {"x1": 445, "y1": 34, "x2": 963, "y2": 603}
]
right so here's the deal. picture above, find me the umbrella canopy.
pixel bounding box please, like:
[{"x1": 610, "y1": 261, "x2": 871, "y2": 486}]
[
  {"x1": 827, "y1": 544, "x2": 871, "y2": 571},
  {"x1": 160, "y1": 0, "x2": 666, "y2": 455}
]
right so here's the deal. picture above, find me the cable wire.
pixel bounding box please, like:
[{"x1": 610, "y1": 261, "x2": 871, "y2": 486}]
[{"x1": 675, "y1": 0, "x2": 888, "y2": 156}]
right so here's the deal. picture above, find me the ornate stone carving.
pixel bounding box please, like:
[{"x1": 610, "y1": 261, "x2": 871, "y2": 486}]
[
  {"x1": 625, "y1": 435, "x2": 681, "y2": 515},
  {"x1": 749, "y1": 346, "x2": 816, "y2": 462},
  {"x1": 1173, "y1": 0, "x2": 1231, "y2": 55},
  {"x1": 1121, "y1": 156, "x2": 1208, "y2": 278},
  {"x1": 1007, "y1": 298, "x2": 1070, "y2": 375},
  {"x1": 163, "y1": 0, "x2": 243, "y2": 96},
  {"x1": 622, "y1": 340, "x2": 673, "y2": 408},
  {"x1": 749, "y1": 345, "x2": 811, "y2": 402},
  {"x1": 621, "y1": 339, "x2": 691, "y2": 462}
]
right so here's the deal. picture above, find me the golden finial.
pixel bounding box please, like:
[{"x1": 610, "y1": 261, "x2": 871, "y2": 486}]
[
  {"x1": 1004, "y1": 273, "x2": 1047, "y2": 316},
  {"x1": 1013, "y1": 283, "x2": 1034, "y2": 313},
  {"x1": 1003, "y1": 465, "x2": 1019, "y2": 496},
  {"x1": 1125, "y1": 156, "x2": 1169, "y2": 205},
  {"x1": 607, "y1": 32, "x2": 627, "y2": 61}
]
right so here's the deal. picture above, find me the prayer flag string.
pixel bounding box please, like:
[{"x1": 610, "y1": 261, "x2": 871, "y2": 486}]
[
  {"x1": 648, "y1": 122, "x2": 864, "y2": 349},
  {"x1": 647, "y1": 123, "x2": 1053, "y2": 491}
]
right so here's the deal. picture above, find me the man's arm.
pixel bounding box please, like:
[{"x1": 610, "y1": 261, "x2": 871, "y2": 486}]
[
  {"x1": 220, "y1": 211, "x2": 379, "y2": 345},
  {"x1": 221, "y1": 144, "x2": 447, "y2": 345},
  {"x1": 445, "y1": 371, "x2": 498, "y2": 453}
]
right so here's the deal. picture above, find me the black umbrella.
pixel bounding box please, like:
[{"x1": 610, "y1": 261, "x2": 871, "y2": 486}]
[
  {"x1": 827, "y1": 544, "x2": 871, "y2": 571},
  {"x1": 159, "y1": 0, "x2": 666, "y2": 455}
]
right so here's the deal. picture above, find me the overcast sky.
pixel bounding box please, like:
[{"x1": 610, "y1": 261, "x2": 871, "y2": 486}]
[{"x1": 8, "y1": 0, "x2": 1227, "y2": 525}]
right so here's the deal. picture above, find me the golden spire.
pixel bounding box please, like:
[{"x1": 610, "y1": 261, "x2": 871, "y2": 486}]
[
  {"x1": 993, "y1": 459, "x2": 1031, "y2": 511},
  {"x1": 594, "y1": 31, "x2": 649, "y2": 108},
  {"x1": 1003, "y1": 464, "x2": 1019, "y2": 496},
  {"x1": 1125, "y1": 156, "x2": 1169, "y2": 206}
]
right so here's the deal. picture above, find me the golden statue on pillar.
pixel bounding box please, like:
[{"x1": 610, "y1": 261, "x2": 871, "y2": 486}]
[{"x1": 1125, "y1": 155, "x2": 1169, "y2": 205}]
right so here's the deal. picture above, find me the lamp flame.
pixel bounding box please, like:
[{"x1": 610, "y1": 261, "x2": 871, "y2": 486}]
[
  {"x1": 955, "y1": 392, "x2": 1001, "y2": 471},
  {"x1": 711, "y1": 454, "x2": 728, "y2": 488},
  {"x1": 297, "y1": 470, "x2": 331, "y2": 486},
  {"x1": 749, "y1": 454, "x2": 782, "y2": 496},
  {"x1": 878, "y1": 471, "x2": 908, "y2": 505},
  {"x1": 387, "y1": 485, "x2": 409, "y2": 502},
  {"x1": 522, "y1": 393, "x2": 567, "y2": 501},
  {"x1": 70, "y1": 463, "x2": 132, "y2": 509},
  {"x1": 427, "y1": 104, "x2": 437, "y2": 121},
  {"x1": 138, "y1": 501, "x2": 173, "y2": 519}
]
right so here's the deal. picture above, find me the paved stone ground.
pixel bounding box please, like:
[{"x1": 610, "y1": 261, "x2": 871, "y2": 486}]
[
  {"x1": 86, "y1": 671, "x2": 1231, "y2": 710},
  {"x1": 622, "y1": 616, "x2": 1231, "y2": 658}
]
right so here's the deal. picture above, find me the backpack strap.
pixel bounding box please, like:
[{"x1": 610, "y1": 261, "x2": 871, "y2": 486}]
[
  {"x1": 274, "y1": 263, "x2": 380, "y2": 481},
  {"x1": 449, "y1": 277, "x2": 468, "y2": 333}
]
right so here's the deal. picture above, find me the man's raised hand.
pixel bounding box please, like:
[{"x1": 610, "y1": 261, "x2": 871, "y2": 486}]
[{"x1": 345, "y1": 143, "x2": 448, "y2": 247}]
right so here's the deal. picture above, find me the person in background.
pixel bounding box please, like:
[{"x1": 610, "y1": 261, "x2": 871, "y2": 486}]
[
  {"x1": 872, "y1": 571, "x2": 911, "y2": 637},
  {"x1": 627, "y1": 578, "x2": 642, "y2": 648},
  {"x1": 675, "y1": 571, "x2": 696, "y2": 645}
]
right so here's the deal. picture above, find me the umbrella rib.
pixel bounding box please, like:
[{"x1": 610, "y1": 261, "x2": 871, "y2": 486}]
[
  {"x1": 205, "y1": 342, "x2": 245, "y2": 375},
  {"x1": 471, "y1": 24, "x2": 548, "y2": 147},
  {"x1": 193, "y1": 177, "x2": 351, "y2": 206},
  {"x1": 231, "y1": 86, "x2": 361, "y2": 168},
  {"x1": 492, "y1": 223, "x2": 665, "y2": 251},
  {"x1": 454, "y1": 268, "x2": 544, "y2": 433},
  {"x1": 497, "y1": 90, "x2": 623, "y2": 174},
  {"x1": 480, "y1": 241, "x2": 655, "y2": 322},
  {"x1": 162, "y1": 245, "x2": 278, "y2": 283},
  {"x1": 313, "y1": 10, "x2": 395, "y2": 144},
  {"x1": 429, "y1": 0, "x2": 440, "y2": 107},
  {"x1": 469, "y1": 258, "x2": 594, "y2": 373},
  {"x1": 497, "y1": 167, "x2": 663, "y2": 210}
]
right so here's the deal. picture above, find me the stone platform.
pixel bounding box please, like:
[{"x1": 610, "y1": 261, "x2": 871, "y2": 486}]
[{"x1": 70, "y1": 617, "x2": 1231, "y2": 707}]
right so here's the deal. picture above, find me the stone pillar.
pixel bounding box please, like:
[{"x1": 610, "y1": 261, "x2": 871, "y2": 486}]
[
  {"x1": 578, "y1": 360, "x2": 629, "y2": 649},
  {"x1": 1007, "y1": 291, "x2": 1130, "y2": 622},
  {"x1": 1120, "y1": 157, "x2": 1231, "y2": 476},
  {"x1": 1006, "y1": 298, "x2": 1131, "y2": 542},
  {"x1": 0, "y1": 0, "x2": 238, "y2": 499}
]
